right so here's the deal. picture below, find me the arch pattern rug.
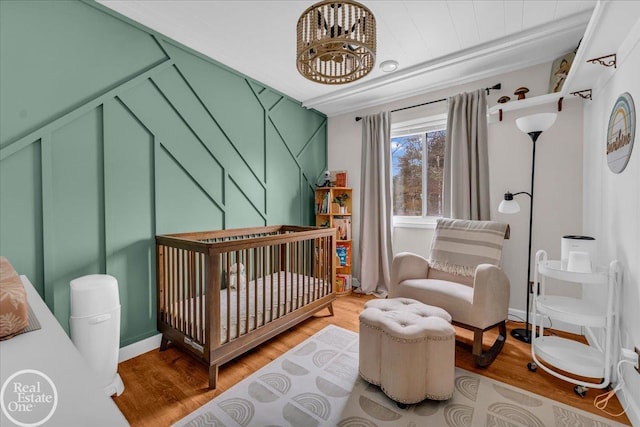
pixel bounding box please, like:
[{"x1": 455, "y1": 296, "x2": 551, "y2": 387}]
[{"x1": 173, "y1": 325, "x2": 627, "y2": 427}]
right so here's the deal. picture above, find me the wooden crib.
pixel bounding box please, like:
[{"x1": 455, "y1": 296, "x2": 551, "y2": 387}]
[{"x1": 156, "y1": 225, "x2": 336, "y2": 389}]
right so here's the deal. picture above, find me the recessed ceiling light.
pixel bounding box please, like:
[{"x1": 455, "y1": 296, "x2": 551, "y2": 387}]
[{"x1": 380, "y1": 60, "x2": 399, "y2": 72}]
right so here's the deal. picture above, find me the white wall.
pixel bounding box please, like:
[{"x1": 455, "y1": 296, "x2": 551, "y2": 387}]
[
  {"x1": 582, "y1": 21, "x2": 640, "y2": 424},
  {"x1": 328, "y1": 62, "x2": 585, "y2": 314}
]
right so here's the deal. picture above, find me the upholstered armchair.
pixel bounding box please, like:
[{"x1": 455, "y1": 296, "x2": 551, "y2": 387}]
[{"x1": 389, "y1": 219, "x2": 510, "y2": 367}]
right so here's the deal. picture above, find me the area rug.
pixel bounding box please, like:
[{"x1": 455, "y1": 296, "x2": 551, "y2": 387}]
[{"x1": 174, "y1": 325, "x2": 626, "y2": 427}]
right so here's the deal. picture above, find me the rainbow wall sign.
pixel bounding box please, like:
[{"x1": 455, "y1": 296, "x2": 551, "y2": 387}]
[{"x1": 606, "y1": 92, "x2": 636, "y2": 173}]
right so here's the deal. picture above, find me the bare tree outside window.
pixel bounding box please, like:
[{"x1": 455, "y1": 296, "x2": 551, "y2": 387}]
[
  {"x1": 391, "y1": 134, "x2": 423, "y2": 216},
  {"x1": 426, "y1": 130, "x2": 445, "y2": 217},
  {"x1": 391, "y1": 129, "x2": 445, "y2": 218}
]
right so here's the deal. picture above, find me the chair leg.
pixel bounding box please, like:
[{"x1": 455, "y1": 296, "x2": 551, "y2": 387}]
[{"x1": 472, "y1": 321, "x2": 507, "y2": 367}]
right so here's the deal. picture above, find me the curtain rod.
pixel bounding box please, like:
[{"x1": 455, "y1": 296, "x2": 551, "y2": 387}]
[{"x1": 354, "y1": 83, "x2": 501, "y2": 122}]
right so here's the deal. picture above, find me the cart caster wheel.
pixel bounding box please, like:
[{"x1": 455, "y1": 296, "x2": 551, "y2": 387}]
[
  {"x1": 574, "y1": 385, "x2": 588, "y2": 398},
  {"x1": 527, "y1": 362, "x2": 537, "y2": 372}
]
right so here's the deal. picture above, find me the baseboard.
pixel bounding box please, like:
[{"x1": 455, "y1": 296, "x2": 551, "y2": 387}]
[
  {"x1": 507, "y1": 308, "x2": 582, "y2": 335},
  {"x1": 617, "y1": 381, "x2": 640, "y2": 427},
  {"x1": 609, "y1": 361, "x2": 640, "y2": 426},
  {"x1": 118, "y1": 333, "x2": 162, "y2": 363}
]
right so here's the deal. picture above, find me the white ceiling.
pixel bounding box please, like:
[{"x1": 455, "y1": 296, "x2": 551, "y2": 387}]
[{"x1": 98, "y1": 0, "x2": 596, "y2": 116}]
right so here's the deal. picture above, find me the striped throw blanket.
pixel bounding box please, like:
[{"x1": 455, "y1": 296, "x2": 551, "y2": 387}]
[{"x1": 429, "y1": 219, "x2": 509, "y2": 277}]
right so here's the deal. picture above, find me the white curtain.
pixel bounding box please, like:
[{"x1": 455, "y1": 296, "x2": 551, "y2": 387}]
[
  {"x1": 443, "y1": 89, "x2": 491, "y2": 220},
  {"x1": 358, "y1": 112, "x2": 393, "y2": 297}
]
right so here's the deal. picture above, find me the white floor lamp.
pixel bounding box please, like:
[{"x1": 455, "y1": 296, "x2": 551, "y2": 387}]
[{"x1": 498, "y1": 112, "x2": 557, "y2": 344}]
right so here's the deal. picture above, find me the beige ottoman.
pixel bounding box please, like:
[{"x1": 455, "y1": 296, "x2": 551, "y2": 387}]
[{"x1": 359, "y1": 297, "x2": 455, "y2": 405}]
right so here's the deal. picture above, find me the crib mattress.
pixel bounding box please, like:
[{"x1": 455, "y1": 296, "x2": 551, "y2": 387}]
[{"x1": 166, "y1": 271, "x2": 329, "y2": 344}]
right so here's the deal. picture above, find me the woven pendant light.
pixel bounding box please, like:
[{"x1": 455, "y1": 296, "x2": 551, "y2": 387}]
[{"x1": 296, "y1": 0, "x2": 376, "y2": 85}]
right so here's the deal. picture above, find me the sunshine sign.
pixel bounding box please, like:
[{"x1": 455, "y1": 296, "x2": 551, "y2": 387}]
[{"x1": 606, "y1": 92, "x2": 635, "y2": 173}]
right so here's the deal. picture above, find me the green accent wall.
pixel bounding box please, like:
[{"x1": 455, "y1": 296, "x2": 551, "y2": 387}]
[{"x1": 0, "y1": 1, "x2": 327, "y2": 346}]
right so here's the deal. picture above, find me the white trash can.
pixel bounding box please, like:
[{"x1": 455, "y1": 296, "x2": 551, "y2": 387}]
[{"x1": 70, "y1": 274, "x2": 125, "y2": 397}]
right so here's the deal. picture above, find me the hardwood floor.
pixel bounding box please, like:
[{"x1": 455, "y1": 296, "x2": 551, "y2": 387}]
[{"x1": 113, "y1": 293, "x2": 630, "y2": 426}]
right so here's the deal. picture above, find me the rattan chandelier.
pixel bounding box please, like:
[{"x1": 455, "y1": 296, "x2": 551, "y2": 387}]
[{"x1": 296, "y1": 0, "x2": 376, "y2": 85}]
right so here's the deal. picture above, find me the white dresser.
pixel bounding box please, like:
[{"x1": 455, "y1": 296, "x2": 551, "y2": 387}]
[{"x1": 0, "y1": 276, "x2": 129, "y2": 426}]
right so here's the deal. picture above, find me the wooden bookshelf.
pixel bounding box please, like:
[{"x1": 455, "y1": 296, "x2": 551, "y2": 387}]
[{"x1": 314, "y1": 187, "x2": 353, "y2": 296}]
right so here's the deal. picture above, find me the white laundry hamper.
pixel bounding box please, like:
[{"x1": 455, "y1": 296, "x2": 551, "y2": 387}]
[{"x1": 70, "y1": 274, "x2": 125, "y2": 396}]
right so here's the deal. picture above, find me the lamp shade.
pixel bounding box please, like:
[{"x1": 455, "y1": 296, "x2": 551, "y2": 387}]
[
  {"x1": 498, "y1": 198, "x2": 521, "y2": 214},
  {"x1": 297, "y1": 0, "x2": 376, "y2": 85},
  {"x1": 516, "y1": 113, "x2": 557, "y2": 134}
]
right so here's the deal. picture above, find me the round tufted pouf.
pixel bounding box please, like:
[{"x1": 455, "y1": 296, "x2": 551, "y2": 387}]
[{"x1": 359, "y1": 297, "x2": 455, "y2": 405}]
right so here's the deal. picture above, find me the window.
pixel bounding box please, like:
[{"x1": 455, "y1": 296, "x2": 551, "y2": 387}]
[{"x1": 391, "y1": 117, "x2": 446, "y2": 225}]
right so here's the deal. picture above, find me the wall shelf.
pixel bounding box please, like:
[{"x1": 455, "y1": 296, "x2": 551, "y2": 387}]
[
  {"x1": 490, "y1": 1, "x2": 640, "y2": 121},
  {"x1": 489, "y1": 92, "x2": 563, "y2": 116}
]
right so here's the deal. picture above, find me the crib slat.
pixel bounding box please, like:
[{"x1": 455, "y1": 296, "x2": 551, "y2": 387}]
[
  {"x1": 182, "y1": 249, "x2": 187, "y2": 333},
  {"x1": 199, "y1": 254, "x2": 206, "y2": 344},
  {"x1": 235, "y1": 250, "x2": 240, "y2": 340},
  {"x1": 243, "y1": 248, "x2": 248, "y2": 335},
  {"x1": 226, "y1": 253, "x2": 231, "y2": 345},
  {"x1": 289, "y1": 241, "x2": 294, "y2": 311},
  {"x1": 284, "y1": 242, "x2": 289, "y2": 315},
  {"x1": 269, "y1": 245, "x2": 280, "y2": 321},
  {"x1": 166, "y1": 246, "x2": 171, "y2": 323},
  {"x1": 298, "y1": 240, "x2": 303, "y2": 308},
  {"x1": 197, "y1": 253, "x2": 201, "y2": 344},
  {"x1": 178, "y1": 249, "x2": 182, "y2": 333},
  {"x1": 189, "y1": 251, "x2": 195, "y2": 338},
  {"x1": 260, "y1": 246, "x2": 264, "y2": 325},
  {"x1": 166, "y1": 248, "x2": 170, "y2": 327},
  {"x1": 185, "y1": 251, "x2": 189, "y2": 337},
  {"x1": 185, "y1": 250, "x2": 189, "y2": 337},
  {"x1": 169, "y1": 247, "x2": 173, "y2": 327},
  {"x1": 304, "y1": 240, "x2": 308, "y2": 305},
  {"x1": 298, "y1": 242, "x2": 306, "y2": 307},
  {"x1": 172, "y1": 247, "x2": 178, "y2": 328},
  {"x1": 175, "y1": 248, "x2": 179, "y2": 331},
  {"x1": 253, "y1": 247, "x2": 258, "y2": 330},
  {"x1": 202, "y1": 252, "x2": 206, "y2": 344},
  {"x1": 320, "y1": 237, "x2": 325, "y2": 298},
  {"x1": 244, "y1": 248, "x2": 249, "y2": 335},
  {"x1": 194, "y1": 252, "x2": 198, "y2": 340},
  {"x1": 325, "y1": 237, "x2": 329, "y2": 297},
  {"x1": 160, "y1": 245, "x2": 165, "y2": 324},
  {"x1": 293, "y1": 240, "x2": 297, "y2": 310},
  {"x1": 313, "y1": 238, "x2": 318, "y2": 301},
  {"x1": 170, "y1": 247, "x2": 175, "y2": 328},
  {"x1": 185, "y1": 249, "x2": 190, "y2": 335},
  {"x1": 178, "y1": 248, "x2": 182, "y2": 331}
]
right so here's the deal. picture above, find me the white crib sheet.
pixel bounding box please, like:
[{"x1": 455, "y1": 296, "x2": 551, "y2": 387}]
[{"x1": 168, "y1": 271, "x2": 329, "y2": 344}]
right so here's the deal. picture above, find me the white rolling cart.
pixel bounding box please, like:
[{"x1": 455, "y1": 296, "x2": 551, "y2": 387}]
[{"x1": 528, "y1": 249, "x2": 621, "y2": 397}]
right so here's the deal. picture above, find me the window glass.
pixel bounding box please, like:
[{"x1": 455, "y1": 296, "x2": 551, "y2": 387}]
[
  {"x1": 425, "y1": 130, "x2": 445, "y2": 217},
  {"x1": 391, "y1": 124, "x2": 446, "y2": 221},
  {"x1": 391, "y1": 134, "x2": 423, "y2": 216}
]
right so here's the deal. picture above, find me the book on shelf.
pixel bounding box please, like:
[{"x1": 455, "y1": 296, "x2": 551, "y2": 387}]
[
  {"x1": 333, "y1": 216, "x2": 351, "y2": 240},
  {"x1": 336, "y1": 243, "x2": 351, "y2": 267},
  {"x1": 335, "y1": 274, "x2": 345, "y2": 292},
  {"x1": 336, "y1": 273, "x2": 352, "y2": 292},
  {"x1": 316, "y1": 191, "x2": 330, "y2": 214}
]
